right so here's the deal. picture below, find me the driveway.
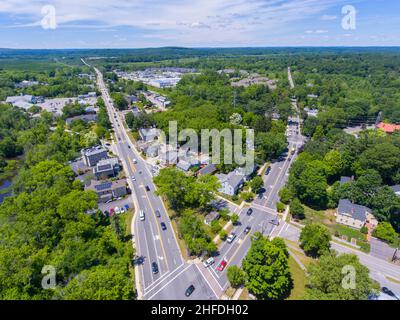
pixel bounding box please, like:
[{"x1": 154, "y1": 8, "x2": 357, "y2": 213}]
[{"x1": 370, "y1": 238, "x2": 396, "y2": 261}]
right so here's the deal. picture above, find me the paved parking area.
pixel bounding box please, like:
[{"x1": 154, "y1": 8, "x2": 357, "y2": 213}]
[
  {"x1": 98, "y1": 197, "x2": 134, "y2": 213},
  {"x1": 370, "y1": 238, "x2": 396, "y2": 261}
]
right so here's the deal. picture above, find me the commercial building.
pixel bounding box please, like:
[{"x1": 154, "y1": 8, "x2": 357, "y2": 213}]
[
  {"x1": 81, "y1": 146, "x2": 108, "y2": 167},
  {"x1": 93, "y1": 157, "x2": 121, "y2": 179},
  {"x1": 86, "y1": 179, "x2": 127, "y2": 203}
]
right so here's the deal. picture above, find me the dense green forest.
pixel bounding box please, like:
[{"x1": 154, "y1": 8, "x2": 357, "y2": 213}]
[{"x1": 0, "y1": 103, "x2": 135, "y2": 299}]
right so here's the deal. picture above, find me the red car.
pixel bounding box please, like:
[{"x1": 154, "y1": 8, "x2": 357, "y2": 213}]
[
  {"x1": 109, "y1": 208, "x2": 115, "y2": 217},
  {"x1": 217, "y1": 259, "x2": 227, "y2": 272}
]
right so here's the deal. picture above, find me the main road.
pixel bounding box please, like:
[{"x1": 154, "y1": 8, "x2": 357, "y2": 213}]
[{"x1": 92, "y1": 64, "x2": 217, "y2": 300}]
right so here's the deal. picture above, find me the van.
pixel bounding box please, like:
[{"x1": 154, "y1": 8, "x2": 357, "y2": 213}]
[{"x1": 139, "y1": 210, "x2": 145, "y2": 221}]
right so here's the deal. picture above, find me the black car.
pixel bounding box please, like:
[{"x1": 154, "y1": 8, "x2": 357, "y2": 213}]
[
  {"x1": 160, "y1": 222, "x2": 167, "y2": 231},
  {"x1": 244, "y1": 225, "x2": 251, "y2": 234},
  {"x1": 151, "y1": 262, "x2": 158, "y2": 274},
  {"x1": 246, "y1": 208, "x2": 253, "y2": 216},
  {"x1": 145, "y1": 185, "x2": 150, "y2": 191},
  {"x1": 155, "y1": 210, "x2": 161, "y2": 218},
  {"x1": 185, "y1": 285, "x2": 195, "y2": 297}
]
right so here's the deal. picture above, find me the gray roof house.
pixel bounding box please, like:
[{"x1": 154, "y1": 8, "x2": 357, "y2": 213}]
[
  {"x1": 204, "y1": 211, "x2": 220, "y2": 225},
  {"x1": 216, "y1": 171, "x2": 245, "y2": 196},
  {"x1": 139, "y1": 128, "x2": 160, "y2": 142},
  {"x1": 390, "y1": 185, "x2": 400, "y2": 197},
  {"x1": 336, "y1": 199, "x2": 377, "y2": 230},
  {"x1": 66, "y1": 114, "x2": 97, "y2": 125},
  {"x1": 198, "y1": 163, "x2": 217, "y2": 176},
  {"x1": 159, "y1": 150, "x2": 178, "y2": 166},
  {"x1": 340, "y1": 176, "x2": 353, "y2": 185},
  {"x1": 234, "y1": 165, "x2": 257, "y2": 181},
  {"x1": 143, "y1": 144, "x2": 159, "y2": 158},
  {"x1": 93, "y1": 157, "x2": 121, "y2": 179}
]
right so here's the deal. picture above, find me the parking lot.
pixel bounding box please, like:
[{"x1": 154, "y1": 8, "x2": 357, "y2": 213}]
[{"x1": 98, "y1": 197, "x2": 134, "y2": 215}]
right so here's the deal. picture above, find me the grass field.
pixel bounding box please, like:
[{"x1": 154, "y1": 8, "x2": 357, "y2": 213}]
[{"x1": 287, "y1": 254, "x2": 307, "y2": 300}]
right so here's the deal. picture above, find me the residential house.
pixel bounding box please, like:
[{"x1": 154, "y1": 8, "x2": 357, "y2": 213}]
[
  {"x1": 176, "y1": 156, "x2": 200, "y2": 172},
  {"x1": 159, "y1": 150, "x2": 178, "y2": 166},
  {"x1": 143, "y1": 144, "x2": 159, "y2": 158},
  {"x1": 86, "y1": 179, "x2": 127, "y2": 203},
  {"x1": 390, "y1": 185, "x2": 400, "y2": 197},
  {"x1": 204, "y1": 211, "x2": 220, "y2": 226},
  {"x1": 336, "y1": 199, "x2": 378, "y2": 230},
  {"x1": 216, "y1": 171, "x2": 245, "y2": 196},
  {"x1": 81, "y1": 146, "x2": 108, "y2": 167},
  {"x1": 93, "y1": 157, "x2": 121, "y2": 180},
  {"x1": 138, "y1": 128, "x2": 160, "y2": 142},
  {"x1": 377, "y1": 122, "x2": 400, "y2": 134},
  {"x1": 234, "y1": 165, "x2": 257, "y2": 181},
  {"x1": 66, "y1": 114, "x2": 97, "y2": 125},
  {"x1": 340, "y1": 176, "x2": 353, "y2": 185},
  {"x1": 198, "y1": 163, "x2": 217, "y2": 176}
]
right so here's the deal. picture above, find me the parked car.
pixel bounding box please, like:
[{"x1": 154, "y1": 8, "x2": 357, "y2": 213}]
[
  {"x1": 155, "y1": 210, "x2": 161, "y2": 218},
  {"x1": 227, "y1": 233, "x2": 236, "y2": 243},
  {"x1": 131, "y1": 175, "x2": 136, "y2": 181},
  {"x1": 160, "y1": 222, "x2": 167, "y2": 231},
  {"x1": 109, "y1": 208, "x2": 115, "y2": 216},
  {"x1": 151, "y1": 262, "x2": 158, "y2": 274},
  {"x1": 185, "y1": 285, "x2": 195, "y2": 297},
  {"x1": 145, "y1": 185, "x2": 150, "y2": 191},
  {"x1": 124, "y1": 204, "x2": 129, "y2": 211},
  {"x1": 115, "y1": 207, "x2": 121, "y2": 214},
  {"x1": 132, "y1": 158, "x2": 138, "y2": 164},
  {"x1": 265, "y1": 166, "x2": 271, "y2": 175},
  {"x1": 203, "y1": 257, "x2": 215, "y2": 268},
  {"x1": 246, "y1": 208, "x2": 253, "y2": 216},
  {"x1": 217, "y1": 259, "x2": 227, "y2": 272},
  {"x1": 244, "y1": 226, "x2": 251, "y2": 234}
]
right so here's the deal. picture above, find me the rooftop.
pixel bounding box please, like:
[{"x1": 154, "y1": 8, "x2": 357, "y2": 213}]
[
  {"x1": 338, "y1": 199, "x2": 371, "y2": 221},
  {"x1": 377, "y1": 122, "x2": 400, "y2": 133}
]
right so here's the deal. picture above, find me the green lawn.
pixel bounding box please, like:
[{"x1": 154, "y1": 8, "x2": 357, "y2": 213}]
[{"x1": 287, "y1": 254, "x2": 307, "y2": 300}]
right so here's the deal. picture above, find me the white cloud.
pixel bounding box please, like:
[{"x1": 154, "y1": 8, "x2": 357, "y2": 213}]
[
  {"x1": 321, "y1": 14, "x2": 337, "y2": 20},
  {"x1": 0, "y1": 0, "x2": 353, "y2": 46}
]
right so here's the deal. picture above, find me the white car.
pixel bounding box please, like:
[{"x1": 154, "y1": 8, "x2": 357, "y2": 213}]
[
  {"x1": 203, "y1": 257, "x2": 215, "y2": 268},
  {"x1": 132, "y1": 158, "x2": 137, "y2": 164},
  {"x1": 131, "y1": 175, "x2": 136, "y2": 181},
  {"x1": 227, "y1": 233, "x2": 237, "y2": 244},
  {"x1": 115, "y1": 207, "x2": 121, "y2": 214},
  {"x1": 139, "y1": 210, "x2": 145, "y2": 221}
]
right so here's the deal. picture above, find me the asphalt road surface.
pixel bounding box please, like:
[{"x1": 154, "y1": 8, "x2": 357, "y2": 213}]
[{"x1": 94, "y1": 66, "x2": 217, "y2": 300}]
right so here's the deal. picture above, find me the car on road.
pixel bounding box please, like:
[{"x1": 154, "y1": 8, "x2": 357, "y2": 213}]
[
  {"x1": 139, "y1": 210, "x2": 145, "y2": 221},
  {"x1": 265, "y1": 166, "x2": 271, "y2": 175},
  {"x1": 227, "y1": 233, "x2": 236, "y2": 243},
  {"x1": 246, "y1": 208, "x2": 253, "y2": 216},
  {"x1": 151, "y1": 262, "x2": 159, "y2": 274},
  {"x1": 128, "y1": 145, "x2": 131, "y2": 149},
  {"x1": 270, "y1": 218, "x2": 279, "y2": 226},
  {"x1": 155, "y1": 210, "x2": 161, "y2": 218},
  {"x1": 202, "y1": 257, "x2": 215, "y2": 268},
  {"x1": 217, "y1": 259, "x2": 227, "y2": 272},
  {"x1": 145, "y1": 185, "x2": 150, "y2": 191},
  {"x1": 132, "y1": 158, "x2": 137, "y2": 164},
  {"x1": 131, "y1": 175, "x2": 136, "y2": 181},
  {"x1": 244, "y1": 226, "x2": 251, "y2": 234},
  {"x1": 185, "y1": 285, "x2": 195, "y2": 297},
  {"x1": 160, "y1": 222, "x2": 167, "y2": 231},
  {"x1": 124, "y1": 204, "x2": 129, "y2": 211}
]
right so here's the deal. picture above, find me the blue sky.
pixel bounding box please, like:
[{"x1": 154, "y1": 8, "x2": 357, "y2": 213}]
[{"x1": 0, "y1": 0, "x2": 399, "y2": 48}]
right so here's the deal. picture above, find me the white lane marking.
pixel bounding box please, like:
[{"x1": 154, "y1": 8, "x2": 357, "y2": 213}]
[
  {"x1": 144, "y1": 263, "x2": 185, "y2": 293},
  {"x1": 147, "y1": 264, "x2": 193, "y2": 300},
  {"x1": 194, "y1": 263, "x2": 220, "y2": 299}
]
